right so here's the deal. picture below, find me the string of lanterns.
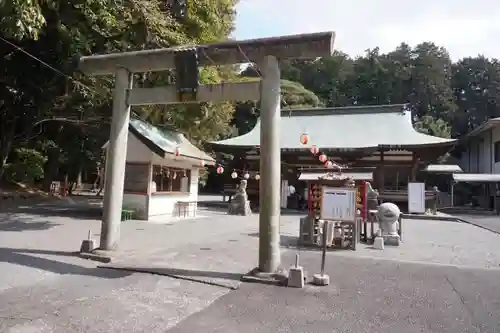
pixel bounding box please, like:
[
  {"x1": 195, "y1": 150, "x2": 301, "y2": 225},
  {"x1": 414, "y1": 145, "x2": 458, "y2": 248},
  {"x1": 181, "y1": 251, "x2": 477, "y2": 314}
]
[
  {"x1": 302, "y1": 133, "x2": 345, "y2": 170},
  {"x1": 172, "y1": 132, "x2": 345, "y2": 180}
]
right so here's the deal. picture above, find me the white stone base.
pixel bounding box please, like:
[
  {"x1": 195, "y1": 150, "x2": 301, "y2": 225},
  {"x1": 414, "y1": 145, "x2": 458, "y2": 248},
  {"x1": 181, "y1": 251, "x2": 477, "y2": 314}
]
[
  {"x1": 384, "y1": 234, "x2": 401, "y2": 246},
  {"x1": 373, "y1": 236, "x2": 385, "y2": 250},
  {"x1": 312, "y1": 273, "x2": 330, "y2": 286},
  {"x1": 288, "y1": 266, "x2": 305, "y2": 288}
]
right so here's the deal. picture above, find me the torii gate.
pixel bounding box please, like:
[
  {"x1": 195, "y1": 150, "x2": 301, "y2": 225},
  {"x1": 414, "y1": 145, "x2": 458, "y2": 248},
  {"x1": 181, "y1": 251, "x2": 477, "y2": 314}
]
[{"x1": 79, "y1": 32, "x2": 335, "y2": 273}]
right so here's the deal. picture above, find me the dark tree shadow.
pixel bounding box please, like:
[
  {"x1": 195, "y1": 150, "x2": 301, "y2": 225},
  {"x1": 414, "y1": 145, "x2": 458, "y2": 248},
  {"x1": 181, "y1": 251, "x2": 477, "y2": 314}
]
[
  {"x1": 4, "y1": 204, "x2": 102, "y2": 221},
  {"x1": 0, "y1": 214, "x2": 61, "y2": 231},
  {"x1": 246, "y1": 232, "x2": 300, "y2": 248},
  {"x1": 102, "y1": 265, "x2": 243, "y2": 281},
  {"x1": 0, "y1": 247, "x2": 130, "y2": 278}
]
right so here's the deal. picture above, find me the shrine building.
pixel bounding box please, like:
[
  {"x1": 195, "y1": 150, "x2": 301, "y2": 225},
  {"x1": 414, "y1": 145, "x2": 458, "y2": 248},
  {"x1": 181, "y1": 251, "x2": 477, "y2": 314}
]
[
  {"x1": 102, "y1": 116, "x2": 215, "y2": 220},
  {"x1": 210, "y1": 104, "x2": 457, "y2": 205}
]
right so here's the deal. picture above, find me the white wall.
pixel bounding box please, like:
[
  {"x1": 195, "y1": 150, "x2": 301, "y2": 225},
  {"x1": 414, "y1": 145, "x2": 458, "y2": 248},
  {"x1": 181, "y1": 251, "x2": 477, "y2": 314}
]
[
  {"x1": 123, "y1": 193, "x2": 148, "y2": 219},
  {"x1": 493, "y1": 127, "x2": 500, "y2": 173},
  {"x1": 126, "y1": 133, "x2": 153, "y2": 163},
  {"x1": 148, "y1": 168, "x2": 199, "y2": 218},
  {"x1": 460, "y1": 126, "x2": 500, "y2": 174}
]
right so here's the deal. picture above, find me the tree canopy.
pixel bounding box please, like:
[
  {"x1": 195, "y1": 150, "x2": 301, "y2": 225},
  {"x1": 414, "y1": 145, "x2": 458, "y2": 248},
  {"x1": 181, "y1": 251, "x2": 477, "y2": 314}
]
[{"x1": 1, "y1": 1, "x2": 500, "y2": 190}]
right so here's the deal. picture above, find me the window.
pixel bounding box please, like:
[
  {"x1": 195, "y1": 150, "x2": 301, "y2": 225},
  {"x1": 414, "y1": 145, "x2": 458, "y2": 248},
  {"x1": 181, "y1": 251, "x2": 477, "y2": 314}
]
[
  {"x1": 152, "y1": 165, "x2": 191, "y2": 193},
  {"x1": 495, "y1": 141, "x2": 500, "y2": 163},
  {"x1": 123, "y1": 163, "x2": 149, "y2": 193}
]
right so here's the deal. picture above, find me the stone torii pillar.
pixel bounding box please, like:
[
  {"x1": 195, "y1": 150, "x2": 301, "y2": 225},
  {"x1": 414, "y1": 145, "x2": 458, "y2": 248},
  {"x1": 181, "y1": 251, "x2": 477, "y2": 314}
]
[{"x1": 79, "y1": 32, "x2": 335, "y2": 273}]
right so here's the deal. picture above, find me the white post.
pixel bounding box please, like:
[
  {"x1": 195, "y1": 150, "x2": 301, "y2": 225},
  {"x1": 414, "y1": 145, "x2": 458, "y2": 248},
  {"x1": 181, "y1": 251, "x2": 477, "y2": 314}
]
[
  {"x1": 101, "y1": 68, "x2": 133, "y2": 250},
  {"x1": 258, "y1": 55, "x2": 281, "y2": 273}
]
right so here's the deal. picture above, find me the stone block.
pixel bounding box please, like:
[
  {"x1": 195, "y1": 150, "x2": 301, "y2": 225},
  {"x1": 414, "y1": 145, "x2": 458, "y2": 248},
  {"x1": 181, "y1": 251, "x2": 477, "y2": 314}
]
[
  {"x1": 384, "y1": 234, "x2": 401, "y2": 246},
  {"x1": 312, "y1": 273, "x2": 330, "y2": 286},
  {"x1": 80, "y1": 239, "x2": 96, "y2": 253},
  {"x1": 373, "y1": 236, "x2": 384, "y2": 250},
  {"x1": 288, "y1": 266, "x2": 305, "y2": 288},
  {"x1": 228, "y1": 200, "x2": 252, "y2": 216}
]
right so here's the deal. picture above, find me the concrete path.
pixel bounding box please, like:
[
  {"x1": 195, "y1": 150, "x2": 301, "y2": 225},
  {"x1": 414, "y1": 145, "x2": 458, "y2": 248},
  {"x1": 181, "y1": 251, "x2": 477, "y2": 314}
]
[
  {"x1": 2, "y1": 200, "x2": 500, "y2": 332},
  {"x1": 454, "y1": 214, "x2": 500, "y2": 234},
  {"x1": 168, "y1": 252, "x2": 500, "y2": 333}
]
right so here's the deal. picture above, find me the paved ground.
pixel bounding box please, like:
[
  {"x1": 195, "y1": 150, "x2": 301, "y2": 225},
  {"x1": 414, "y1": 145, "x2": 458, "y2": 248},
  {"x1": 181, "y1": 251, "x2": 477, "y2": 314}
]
[
  {"x1": 455, "y1": 214, "x2": 500, "y2": 234},
  {"x1": 2, "y1": 198, "x2": 500, "y2": 332},
  {"x1": 168, "y1": 252, "x2": 500, "y2": 333}
]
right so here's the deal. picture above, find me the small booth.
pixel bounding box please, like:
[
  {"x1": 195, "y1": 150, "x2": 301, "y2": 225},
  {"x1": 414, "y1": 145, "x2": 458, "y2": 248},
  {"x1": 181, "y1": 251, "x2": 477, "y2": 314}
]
[
  {"x1": 103, "y1": 117, "x2": 215, "y2": 221},
  {"x1": 298, "y1": 168, "x2": 376, "y2": 250}
]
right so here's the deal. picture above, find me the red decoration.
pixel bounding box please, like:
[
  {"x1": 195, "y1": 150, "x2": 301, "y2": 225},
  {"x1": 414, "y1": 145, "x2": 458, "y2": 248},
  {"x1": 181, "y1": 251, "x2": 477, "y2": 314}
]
[
  {"x1": 310, "y1": 145, "x2": 319, "y2": 155},
  {"x1": 216, "y1": 166, "x2": 224, "y2": 174},
  {"x1": 318, "y1": 154, "x2": 327, "y2": 163},
  {"x1": 199, "y1": 160, "x2": 205, "y2": 167},
  {"x1": 300, "y1": 133, "x2": 309, "y2": 145},
  {"x1": 174, "y1": 147, "x2": 180, "y2": 156},
  {"x1": 324, "y1": 160, "x2": 333, "y2": 168}
]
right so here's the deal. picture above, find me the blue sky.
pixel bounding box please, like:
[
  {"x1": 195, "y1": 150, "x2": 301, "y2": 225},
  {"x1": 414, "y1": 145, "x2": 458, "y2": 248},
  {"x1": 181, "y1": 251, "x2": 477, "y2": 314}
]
[{"x1": 233, "y1": 0, "x2": 500, "y2": 61}]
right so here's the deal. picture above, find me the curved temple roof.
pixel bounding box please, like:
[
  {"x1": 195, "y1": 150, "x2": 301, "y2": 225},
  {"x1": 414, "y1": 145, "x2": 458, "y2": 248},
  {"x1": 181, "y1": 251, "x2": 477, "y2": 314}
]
[
  {"x1": 129, "y1": 117, "x2": 215, "y2": 163},
  {"x1": 211, "y1": 104, "x2": 456, "y2": 151}
]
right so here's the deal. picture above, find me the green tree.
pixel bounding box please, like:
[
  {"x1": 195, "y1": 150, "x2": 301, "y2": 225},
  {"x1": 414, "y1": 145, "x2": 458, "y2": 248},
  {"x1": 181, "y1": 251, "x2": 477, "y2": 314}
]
[{"x1": 0, "y1": 0, "x2": 239, "y2": 185}]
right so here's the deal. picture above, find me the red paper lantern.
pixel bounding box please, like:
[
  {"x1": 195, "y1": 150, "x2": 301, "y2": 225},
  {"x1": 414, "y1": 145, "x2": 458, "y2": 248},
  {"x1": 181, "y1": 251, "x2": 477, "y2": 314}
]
[
  {"x1": 216, "y1": 166, "x2": 224, "y2": 174},
  {"x1": 318, "y1": 154, "x2": 327, "y2": 163},
  {"x1": 300, "y1": 133, "x2": 309, "y2": 145},
  {"x1": 310, "y1": 145, "x2": 319, "y2": 155},
  {"x1": 199, "y1": 160, "x2": 205, "y2": 167},
  {"x1": 324, "y1": 160, "x2": 333, "y2": 168},
  {"x1": 174, "y1": 147, "x2": 180, "y2": 156}
]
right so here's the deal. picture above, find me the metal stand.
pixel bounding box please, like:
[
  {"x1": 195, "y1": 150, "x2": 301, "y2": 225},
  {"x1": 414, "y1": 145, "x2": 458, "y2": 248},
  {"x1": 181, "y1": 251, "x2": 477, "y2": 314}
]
[{"x1": 312, "y1": 221, "x2": 330, "y2": 286}]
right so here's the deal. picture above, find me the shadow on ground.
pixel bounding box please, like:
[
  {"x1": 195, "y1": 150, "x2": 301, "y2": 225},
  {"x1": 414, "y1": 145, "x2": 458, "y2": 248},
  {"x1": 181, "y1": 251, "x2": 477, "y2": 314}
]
[
  {"x1": 0, "y1": 214, "x2": 60, "y2": 231},
  {"x1": 0, "y1": 247, "x2": 130, "y2": 278},
  {"x1": 103, "y1": 266, "x2": 242, "y2": 281},
  {"x1": 4, "y1": 204, "x2": 102, "y2": 221},
  {"x1": 247, "y1": 232, "x2": 300, "y2": 248}
]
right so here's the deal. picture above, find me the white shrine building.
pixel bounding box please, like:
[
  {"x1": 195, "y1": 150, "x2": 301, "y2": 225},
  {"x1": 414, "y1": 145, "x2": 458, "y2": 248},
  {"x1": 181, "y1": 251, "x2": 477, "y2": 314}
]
[{"x1": 102, "y1": 116, "x2": 215, "y2": 220}]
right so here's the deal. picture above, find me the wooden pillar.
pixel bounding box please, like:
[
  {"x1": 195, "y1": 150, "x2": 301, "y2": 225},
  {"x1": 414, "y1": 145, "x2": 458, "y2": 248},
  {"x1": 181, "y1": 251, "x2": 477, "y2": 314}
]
[
  {"x1": 410, "y1": 152, "x2": 419, "y2": 182},
  {"x1": 378, "y1": 151, "x2": 385, "y2": 191}
]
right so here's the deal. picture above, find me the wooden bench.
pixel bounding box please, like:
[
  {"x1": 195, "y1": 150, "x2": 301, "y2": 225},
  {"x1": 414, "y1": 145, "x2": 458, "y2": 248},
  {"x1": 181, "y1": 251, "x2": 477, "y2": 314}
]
[
  {"x1": 222, "y1": 184, "x2": 237, "y2": 202},
  {"x1": 176, "y1": 200, "x2": 197, "y2": 218},
  {"x1": 121, "y1": 209, "x2": 135, "y2": 221}
]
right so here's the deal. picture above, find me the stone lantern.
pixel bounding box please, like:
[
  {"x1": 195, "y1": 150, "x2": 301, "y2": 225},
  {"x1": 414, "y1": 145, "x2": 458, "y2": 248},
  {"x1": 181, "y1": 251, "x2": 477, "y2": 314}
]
[{"x1": 376, "y1": 202, "x2": 401, "y2": 246}]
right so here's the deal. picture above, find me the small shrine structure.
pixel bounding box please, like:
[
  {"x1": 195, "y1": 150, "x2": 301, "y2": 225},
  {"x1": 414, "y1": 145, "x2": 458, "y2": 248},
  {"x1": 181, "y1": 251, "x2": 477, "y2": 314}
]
[{"x1": 102, "y1": 116, "x2": 214, "y2": 220}]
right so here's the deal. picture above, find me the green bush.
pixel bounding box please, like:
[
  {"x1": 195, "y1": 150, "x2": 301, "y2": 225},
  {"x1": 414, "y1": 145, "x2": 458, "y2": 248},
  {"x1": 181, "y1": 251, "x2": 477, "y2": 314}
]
[{"x1": 4, "y1": 148, "x2": 47, "y2": 183}]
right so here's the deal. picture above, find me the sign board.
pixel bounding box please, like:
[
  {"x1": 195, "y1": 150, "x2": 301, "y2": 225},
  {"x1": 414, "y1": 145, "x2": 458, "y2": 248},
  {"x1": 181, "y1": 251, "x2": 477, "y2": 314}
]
[
  {"x1": 123, "y1": 163, "x2": 150, "y2": 193},
  {"x1": 320, "y1": 187, "x2": 357, "y2": 222},
  {"x1": 408, "y1": 182, "x2": 425, "y2": 213}
]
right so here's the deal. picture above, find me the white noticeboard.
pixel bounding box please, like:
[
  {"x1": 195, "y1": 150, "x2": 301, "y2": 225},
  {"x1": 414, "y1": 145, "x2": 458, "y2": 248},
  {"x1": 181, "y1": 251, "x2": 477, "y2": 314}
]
[
  {"x1": 320, "y1": 187, "x2": 357, "y2": 222},
  {"x1": 408, "y1": 182, "x2": 425, "y2": 213}
]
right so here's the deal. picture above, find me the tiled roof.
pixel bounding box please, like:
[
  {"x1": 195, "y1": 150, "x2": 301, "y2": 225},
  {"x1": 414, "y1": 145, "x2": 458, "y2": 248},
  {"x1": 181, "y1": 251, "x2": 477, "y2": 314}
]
[{"x1": 211, "y1": 104, "x2": 456, "y2": 150}]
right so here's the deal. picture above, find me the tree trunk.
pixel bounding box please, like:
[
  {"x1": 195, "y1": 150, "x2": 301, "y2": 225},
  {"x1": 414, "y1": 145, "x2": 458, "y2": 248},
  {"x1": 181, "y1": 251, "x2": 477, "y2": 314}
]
[{"x1": 0, "y1": 125, "x2": 15, "y2": 180}]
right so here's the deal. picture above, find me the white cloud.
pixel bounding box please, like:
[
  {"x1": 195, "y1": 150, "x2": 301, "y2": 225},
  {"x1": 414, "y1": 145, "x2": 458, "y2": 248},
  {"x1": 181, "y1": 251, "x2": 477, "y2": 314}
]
[{"x1": 234, "y1": 0, "x2": 500, "y2": 60}]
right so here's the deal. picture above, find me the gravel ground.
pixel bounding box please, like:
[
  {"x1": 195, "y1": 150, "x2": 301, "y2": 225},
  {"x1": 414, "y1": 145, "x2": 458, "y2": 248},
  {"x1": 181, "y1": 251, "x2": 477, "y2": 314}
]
[
  {"x1": 2, "y1": 201, "x2": 500, "y2": 332},
  {"x1": 168, "y1": 252, "x2": 500, "y2": 333}
]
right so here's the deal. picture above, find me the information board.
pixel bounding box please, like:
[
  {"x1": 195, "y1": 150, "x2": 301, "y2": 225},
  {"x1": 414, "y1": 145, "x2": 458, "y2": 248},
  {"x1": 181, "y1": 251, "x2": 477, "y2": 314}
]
[
  {"x1": 320, "y1": 187, "x2": 357, "y2": 222},
  {"x1": 408, "y1": 182, "x2": 425, "y2": 213},
  {"x1": 123, "y1": 163, "x2": 149, "y2": 193}
]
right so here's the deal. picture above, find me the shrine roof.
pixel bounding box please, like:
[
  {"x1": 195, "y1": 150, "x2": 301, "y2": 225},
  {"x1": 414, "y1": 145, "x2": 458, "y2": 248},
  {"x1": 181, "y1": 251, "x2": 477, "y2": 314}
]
[
  {"x1": 129, "y1": 117, "x2": 215, "y2": 163},
  {"x1": 210, "y1": 104, "x2": 456, "y2": 151}
]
